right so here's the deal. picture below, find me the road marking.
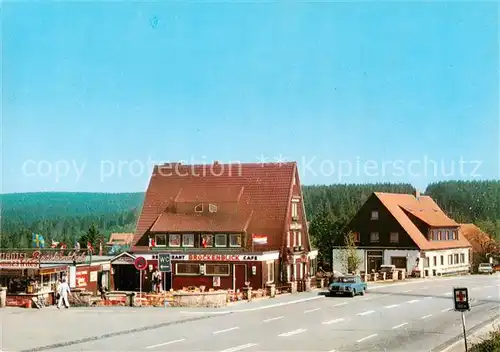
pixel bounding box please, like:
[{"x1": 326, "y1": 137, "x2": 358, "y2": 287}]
[
  {"x1": 360, "y1": 297, "x2": 373, "y2": 301},
  {"x1": 487, "y1": 296, "x2": 492, "y2": 299},
  {"x1": 392, "y1": 322, "x2": 408, "y2": 329},
  {"x1": 384, "y1": 304, "x2": 400, "y2": 309},
  {"x1": 278, "y1": 328, "x2": 307, "y2": 337},
  {"x1": 304, "y1": 308, "x2": 320, "y2": 313},
  {"x1": 214, "y1": 327, "x2": 239, "y2": 334},
  {"x1": 146, "y1": 339, "x2": 186, "y2": 349},
  {"x1": 402, "y1": 289, "x2": 413, "y2": 293},
  {"x1": 484, "y1": 285, "x2": 492, "y2": 288},
  {"x1": 323, "y1": 318, "x2": 345, "y2": 325},
  {"x1": 357, "y1": 334, "x2": 378, "y2": 343},
  {"x1": 424, "y1": 297, "x2": 433, "y2": 300},
  {"x1": 332, "y1": 302, "x2": 347, "y2": 307},
  {"x1": 444, "y1": 292, "x2": 452, "y2": 295},
  {"x1": 441, "y1": 308, "x2": 452, "y2": 312},
  {"x1": 406, "y1": 299, "x2": 419, "y2": 304},
  {"x1": 421, "y1": 314, "x2": 432, "y2": 319},
  {"x1": 220, "y1": 343, "x2": 258, "y2": 352},
  {"x1": 357, "y1": 310, "x2": 375, "y2": 316},
  {"x1": 263, "y1": 316, "x2": 284, "y2": 323}
]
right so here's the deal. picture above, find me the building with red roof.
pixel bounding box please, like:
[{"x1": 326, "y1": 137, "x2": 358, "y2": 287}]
[{"x1": 118, "y1": 161, "x2": 317, "y2": 292}]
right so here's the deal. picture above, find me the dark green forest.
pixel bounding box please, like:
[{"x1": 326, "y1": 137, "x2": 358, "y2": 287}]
[{"x1": 1, "y1": 181, "x2": 499, "y2": 260}]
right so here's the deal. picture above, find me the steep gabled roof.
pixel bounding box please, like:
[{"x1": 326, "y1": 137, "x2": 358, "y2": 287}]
[
  {"x1": 107, "y1": 233, "x2": 134, "y2": 246},
  {"x1": 133, "y1": 162, "x2": 297, "y2": 249},
  {"x1": 459, "y1": 223, "x2": 498, "y2": 253},
  {"x1": 374, "y1": 192, "x2": 470, "y2": 250}
]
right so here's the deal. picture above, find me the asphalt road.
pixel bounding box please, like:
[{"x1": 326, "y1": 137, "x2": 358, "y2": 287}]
[{"x1": 2, "y1": 274, "x2": 499, "y2": 352}]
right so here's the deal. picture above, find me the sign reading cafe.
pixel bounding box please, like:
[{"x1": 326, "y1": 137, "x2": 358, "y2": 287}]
[
  {"x1": 170, "y1": 254, "x2": 261, "y2": 262},
  {"x1": 0, "y1": 250, "x2": 87, "y2": 269}
]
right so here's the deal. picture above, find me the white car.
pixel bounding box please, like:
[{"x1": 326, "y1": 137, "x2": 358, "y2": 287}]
[{"x1": 478, "y1": 263, "x2": 494, "y2": 274}]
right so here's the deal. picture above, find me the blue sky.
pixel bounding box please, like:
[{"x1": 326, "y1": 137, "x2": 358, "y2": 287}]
[{"x1": 3, "y1": 2, "x2": 499, "y2": 193}]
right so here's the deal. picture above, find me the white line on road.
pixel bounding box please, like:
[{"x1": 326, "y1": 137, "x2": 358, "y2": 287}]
[
  {"x1": 278, "y1": 329, "x2": 307, "y2": 337},
  {"x1": 304, "y1": 308, "x2": 320, "y2": 313},
  {"x1": 357, "y1": 334, "x2": 378, "y2": 343},
  {"x1": 444, "y1": 292, "x2": 452, "y2": 295},
  {"x1": 332, "y1": 302, "x2": 348, "y2": 307},
  {"x1": 392, "y1": 322, "x2": 408, "y2": 329},
  {"x1": 146, "y1": 339, "x2": 186, "y2": 349},
  {"x1": 402, "y1": 289, "x2": 413, "y2": 293},
  {"x1": 220, "y1": 343, "x2": 258, "y2": 352},
  {"x1": 323, "y1": 318, "x2": 345, "y2": 325},
  {"x1": 360, "y1": 297, "x2": 373, "y2": 301},
  {"x1": 424, "y1": 297, "x2": 433, "y2": 300},
  {"x1": 441, "y1": 308, "x2": 452, "y2": 312},
  {"x1": 406, "y1": 299, "x2": 420, "y2": 304},
  {"x1": 214, "y1": 327, "x2": 239, "y2": 334},
  {"x1": 357, "y1": 310, "x2": 375, "y2": 316},
  {"x1": 421, "y1": 314, "x2": 432, "y2": 319},
  {"x1": 263, "y1": 316, "x2": 284, "y2": 323},
  {"x1": 384, "y1": 304, "x2": 400, "y2": 309},
  {"x1": 484, "y1": 285, "x2": 492, "y2": 288}
]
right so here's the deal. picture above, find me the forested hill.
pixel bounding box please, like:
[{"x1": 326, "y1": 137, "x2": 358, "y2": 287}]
[{"x1": 1, "y1": 180, "x2": 499, "y2": 249}]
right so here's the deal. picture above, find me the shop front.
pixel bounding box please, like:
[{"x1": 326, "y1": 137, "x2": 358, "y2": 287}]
[
  {"x1": 167, "y1": 251, "x2": 280, "y2": 291},
  {"x1": 0, "y1": 249, "x2": 86, "y2": 307}
]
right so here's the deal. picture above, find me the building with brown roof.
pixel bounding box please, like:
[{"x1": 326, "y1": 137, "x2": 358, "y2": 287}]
[
  {"x1": 107, "y1": 233, "x2": 134, "y2": 247},
  {"x1": 127, "y1": 161, "x2": 318, "y2": 292},
  {"x1": 459, "y1": 223, "x2": 499, "y2": 268},
  {"x1": 337, "y1": 191, "x2": 472, "y2": 277}
]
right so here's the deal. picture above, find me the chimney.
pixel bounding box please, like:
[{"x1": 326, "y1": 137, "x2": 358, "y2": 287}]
[
  {"x1": 213, "y1": 160, "x2": 219, "y2": 166},
  {"x1": 415, "y1": 190, "x2": 420, "y2": 199}
]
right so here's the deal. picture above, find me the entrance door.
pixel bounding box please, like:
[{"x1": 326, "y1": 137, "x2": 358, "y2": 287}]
[
  {"x1": 391, "y1": 257, "x2": 407, "y2": 270},
  {"x1": 233, "y1": 264, "x2": 247, "y2": 290},
  {"x1": 368, "y1": 257, "x2": 382, "y2": 272},
  {"x1": 163, "y1": 272, "x2": 172, "y2": 291}
]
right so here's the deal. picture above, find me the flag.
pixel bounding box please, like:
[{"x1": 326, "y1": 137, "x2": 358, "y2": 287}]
[
  {"x1": 39, "y1": 235, "x2": 45, "y2": 248},
  {"x1": 148, "y1": 236, "x2": 156, "y2": 249},
  {"x1": 252, "y1": 234, "x2": 268, "y2": 245},
  {"x1": 74, "y1": 241, "x2": 81, "y2": 250},
  {"x1": 32, "y1": 233, "x2": 39, "y2": 248},
  {"x1": 87, "y1": 241, "x2": 94, "y2": 254},
  {"x1": 60, "y1": 242, "x2": 67, "y2": 250}
]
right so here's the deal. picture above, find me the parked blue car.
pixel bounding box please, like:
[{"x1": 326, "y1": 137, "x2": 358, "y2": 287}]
[{"x1": 328, "y1": 275, "x2": 367, "y2": 297}]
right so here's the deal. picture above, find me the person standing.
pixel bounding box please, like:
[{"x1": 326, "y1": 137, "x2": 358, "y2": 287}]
[{"x1": 57, "y1": 278, "x2": 71, "y2": 309}]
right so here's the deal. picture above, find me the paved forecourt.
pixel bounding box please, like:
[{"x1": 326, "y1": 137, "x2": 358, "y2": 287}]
[{"x1": 2, "y1": 274, "x2": 498, "y2": 352}]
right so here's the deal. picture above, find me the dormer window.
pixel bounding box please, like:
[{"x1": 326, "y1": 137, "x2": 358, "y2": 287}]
[
  {"x1": 194, "y1": 204, "x2": 203, "y2": 213},
  {"x1": 371, "y1": 211, "x2": 379, "y2": 220},
  {"x1": 209, "y1": 203, "x2": 218, "y2": 213}
]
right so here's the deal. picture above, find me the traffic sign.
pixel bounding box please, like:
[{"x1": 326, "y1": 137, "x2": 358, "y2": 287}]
[
  {"x1": 453, "y1": 287, "x2": 470, "y2": 311},
  {"x1": 134, "y1": 256, "x2": 147, "y2": 271},
  {"x1": 158, "y1": 253, "x2": 171, "y2": 272}
]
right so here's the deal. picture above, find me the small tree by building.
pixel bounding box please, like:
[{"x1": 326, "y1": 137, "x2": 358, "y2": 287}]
[{"x1": 335, "y1": 231, "x2": 363, "y2": 274}]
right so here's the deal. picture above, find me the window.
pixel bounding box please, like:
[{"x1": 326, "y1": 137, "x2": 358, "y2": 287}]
[
  {"x1": 454, "y1": 254, "x2": 459, "y2": 263},
  {"x1": 267, "y1": 262, "x2": 275, "y2": 283},
  {"x1": 440, "y1": 256, "x2": 444, "y2": 265},
  {"x1": 215, "y1": 234, "x2": 227, "y2": 247},
  {"x1": 291, "y1": 203, "x2": 298, "y2": 219},
  {"x1": 352, "y1": 232, "x2": 360, "y2": 242},
  {"x1": 194, "y1": 204, "x2": 203, "y2": 213},
  {"x1": 371, "y1": 211, "x2": 379, "y2": 220},
  {"x1": 390, "y1": 232, "x2": 399, "y2": 243},
  {"x1": 433, "y1": 256, "x2": 437, "y2": 266},
  {"x1": 293, "y1": 231, "x2": 297, "y2": 247},
  {"x1": 182, "y1": 234, "x2": 194, "y2": 247},
  {"x1": 370, "y1": 232, "x2": 379, "y2": 243},
  {"x1": 205, "y1": 264, "x2": 230, "y2": 276},
  {"x1": 176, "y1": 263, "x2": 200, "y2": 276},
  {"x1": 297, "y1": 231, "x2": 302, "y2": 247},
  {"x1": 209, "y1": 203, "x2": 218, "y2": 213},
  {"x1": 229, "y1": 234, "x2": 241, "y2": 247},
  {"x1": 436, "y1": 231, "x2": 441, "y2": 241},
  {"x1": 169, "y1": 234, "x2": 181, "y2": 247},
  {"x1": 155, "y1": 234, "x2": 167, "y2": 247},
  {"x1": 452, "y1": 230, "x2": 457, "y2": 240},
  {"x1": 200, "y1": 234, "x2": 214, "y2": 248},
  {"x1": 460, "y1": 253, "x2": 465, "y2": 263},
  {"x1": 309, "y1": 258, "x2": 317, "y2": 276},
  {"x1": 448, "y1": 254, "x2": 453, "y2": 264}
]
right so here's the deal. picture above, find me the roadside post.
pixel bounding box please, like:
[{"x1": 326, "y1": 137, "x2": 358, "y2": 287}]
[
  {"x1": 158, "y1": 253, "x2": 172, "y2": 290},
  {"x1": 453, "y1": 287, "x2": 471, "y2": 352},
  {"x1": 134, "y1": 256, "x2": 148, "y2": 307}
]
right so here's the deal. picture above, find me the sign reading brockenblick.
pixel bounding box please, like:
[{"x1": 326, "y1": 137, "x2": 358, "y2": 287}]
[{"x1": 0, "y1": 250, "x2": 87, "y2": 269}]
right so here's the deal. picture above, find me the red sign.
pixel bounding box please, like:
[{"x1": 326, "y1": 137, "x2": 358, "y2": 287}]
[
  {"x1": 76, "y1": 270, "x2": 88, "y2": 288},
  {"x1": 134, "y1": 256, "x2": 147, "y2": 270},
  {"x1": 0, "y1": 250, "x2": 87, "y2": 269},
  {"x1": 186, "y1": 254, "x2": 258, "y2": 262}
]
